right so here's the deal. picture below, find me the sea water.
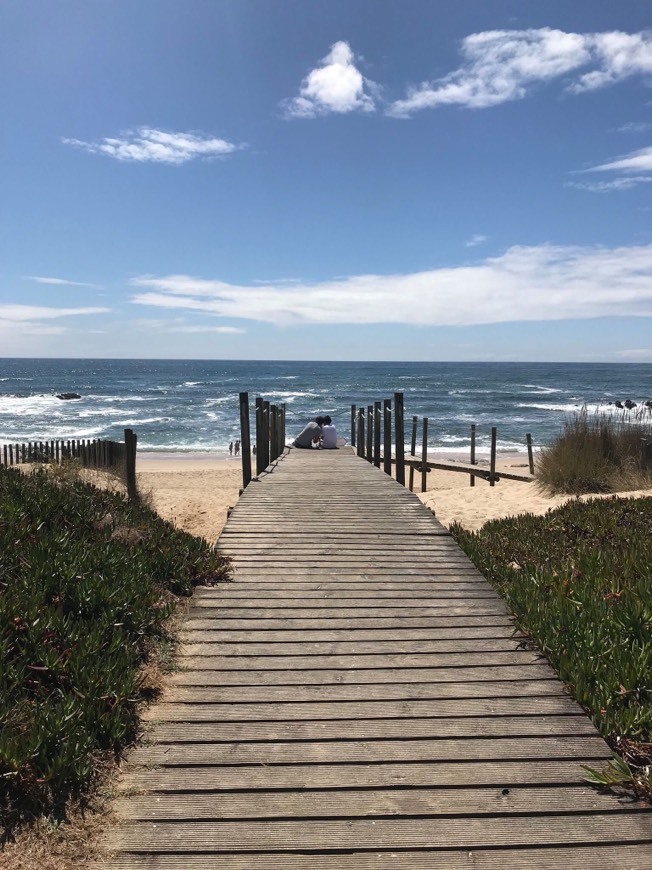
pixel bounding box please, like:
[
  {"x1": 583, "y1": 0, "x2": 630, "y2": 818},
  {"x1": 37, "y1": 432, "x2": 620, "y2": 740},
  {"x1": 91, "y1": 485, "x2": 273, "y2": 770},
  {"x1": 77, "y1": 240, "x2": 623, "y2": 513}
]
[{"x1": 0, "y1": 359, "x2": 650, "y2": 455}]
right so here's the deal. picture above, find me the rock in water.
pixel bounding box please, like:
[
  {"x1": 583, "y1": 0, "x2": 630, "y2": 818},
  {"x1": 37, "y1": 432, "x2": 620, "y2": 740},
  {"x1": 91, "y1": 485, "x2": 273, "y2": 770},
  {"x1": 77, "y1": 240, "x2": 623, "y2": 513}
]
[{"x1": 56, "y1": 392, "x2": 82, "y2": 400}]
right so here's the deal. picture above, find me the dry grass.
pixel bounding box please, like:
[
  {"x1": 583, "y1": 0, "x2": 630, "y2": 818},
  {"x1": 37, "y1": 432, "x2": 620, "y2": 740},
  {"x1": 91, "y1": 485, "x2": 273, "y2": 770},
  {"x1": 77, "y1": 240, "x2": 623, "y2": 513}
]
[{"x1": 537, "y1": 406, "x2": 652, "y2": 495}]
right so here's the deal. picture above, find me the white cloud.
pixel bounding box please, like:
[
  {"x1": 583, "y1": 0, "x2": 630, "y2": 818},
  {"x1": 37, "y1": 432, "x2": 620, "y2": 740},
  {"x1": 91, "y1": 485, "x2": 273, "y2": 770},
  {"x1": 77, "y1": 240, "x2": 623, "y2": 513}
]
[
  {"x1": 388, "y1": 28, "x2": 652, "y2": 116},
  {"x1": 617, "y1": 121, "x2": 652, "y2": 134},
  {"x1": 0, "y1": 304, "x2": 109, "y2": 322},
  {"x1": 24, "y1": 275, "x2": 100, "y2": 287},
  {"x1": 283, "y1": 41, "x2": 377, "y2": 118},
  {"x1": 170, "y1": 325, "x2": 246, "y2": 334},
  {"x1": 130, "y1": 243, "x2": 652, "y2": 328},
  {"x1": 465, "y1": 234, "x2": 487, "y2": 247},
  {"x1": 63, "y1": 127, "x2": 240, "y2": 164},
  {"x1": 587, "y1": 145, "x2": 652, "y2": 173},
  {"x1": 566, "y1": 176, "x2": 652, "y2": 192},
  {"x1": 613, "y1": 348, "x2": 652, "y2": 360}
]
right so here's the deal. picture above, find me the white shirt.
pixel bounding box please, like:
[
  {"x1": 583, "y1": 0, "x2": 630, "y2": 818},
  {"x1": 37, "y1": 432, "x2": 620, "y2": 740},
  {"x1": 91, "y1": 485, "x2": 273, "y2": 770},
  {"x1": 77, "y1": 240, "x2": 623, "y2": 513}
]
[{"x1": 321, "y1": 423, "x2": 337, "y2": 449}]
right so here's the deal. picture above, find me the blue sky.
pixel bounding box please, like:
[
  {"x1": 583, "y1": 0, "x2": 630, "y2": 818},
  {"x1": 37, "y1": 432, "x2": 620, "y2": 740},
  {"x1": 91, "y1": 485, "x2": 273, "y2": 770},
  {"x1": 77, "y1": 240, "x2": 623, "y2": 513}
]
[{"x1": 2, "y1": 0, "x2": 652, "y2": 361}]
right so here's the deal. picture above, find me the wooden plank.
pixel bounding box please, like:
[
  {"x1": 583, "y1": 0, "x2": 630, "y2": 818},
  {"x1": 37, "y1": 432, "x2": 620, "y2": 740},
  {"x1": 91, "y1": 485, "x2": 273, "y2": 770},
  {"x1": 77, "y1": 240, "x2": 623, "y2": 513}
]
[
  {"x1": 182, "y1": 616, "x2": 516, "y2": 629},
  {"x1": 177, "y1": 626, "x2": 521, "y2": 642},
  {"x1": 117, "y1": 757, "x2": 608, "y2": 793},
  {"x1": 107, "y1": 815, "x2": 652, "y2": 852},
  {"x1": 133, "y1": 735, "x2": 608, "y2": 766},
  {"x1": 105, "y1": 845, "x2": 652, "y2": 870},
  {"x1": 143, "y1": 688, "x2": 580, "y2": 722},
  {"x1": 146, "y1": 715, "x2": 598, "y2": 743},
  {"x1": 178, "y1": 638, "x2": 527, "y2": 655},
  {"x1": 174, "y1": 650, "x2": 542, "y2": 669},
  {"x1": 113, "y1": 784, "x2": 627, "y2": 821}
]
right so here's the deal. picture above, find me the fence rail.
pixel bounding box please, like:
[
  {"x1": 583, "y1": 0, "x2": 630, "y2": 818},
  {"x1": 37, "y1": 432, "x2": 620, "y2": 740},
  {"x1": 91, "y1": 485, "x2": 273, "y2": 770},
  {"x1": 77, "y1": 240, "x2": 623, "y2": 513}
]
[
  {"x1": 350, "y1": 393, "x2": 536, "y2": 492},
  {"x1": 239, "y1": 393, "x2": 287, "y2": 490},
  {"x1": 1, "y1": 428, "x2": 139, "y2": 500}
]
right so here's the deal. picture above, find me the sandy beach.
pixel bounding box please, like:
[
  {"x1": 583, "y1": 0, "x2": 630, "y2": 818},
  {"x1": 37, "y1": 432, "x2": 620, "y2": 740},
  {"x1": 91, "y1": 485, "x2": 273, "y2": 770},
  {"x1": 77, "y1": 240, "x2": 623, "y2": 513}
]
[{"x1": 136, "y1": 448, "x2": 652, "y2": 541}]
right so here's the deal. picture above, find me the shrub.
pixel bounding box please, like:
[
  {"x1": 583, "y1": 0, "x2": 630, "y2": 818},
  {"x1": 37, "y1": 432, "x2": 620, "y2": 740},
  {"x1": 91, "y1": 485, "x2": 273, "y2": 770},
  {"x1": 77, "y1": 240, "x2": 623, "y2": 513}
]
[
  {"x1": 451, "y1": 496, "x2": 652, "y2": 795},
  {"x1": 537, "y1": 406, "x2": 652, "y2": 494},
  {"x1": 0, "y1": 466, "x2": 230, "y2": 827}
]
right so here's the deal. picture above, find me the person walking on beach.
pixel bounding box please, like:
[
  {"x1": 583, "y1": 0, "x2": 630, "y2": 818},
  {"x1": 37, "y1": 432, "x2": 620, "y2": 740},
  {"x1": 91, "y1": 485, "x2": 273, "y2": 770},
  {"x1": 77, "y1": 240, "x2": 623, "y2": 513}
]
[
  {"x1": 229, "y1": 441, "x2": 233, "y2": 456},
  {"x1": 293, "y1": 416, "x2": 324, "y2": 449},
  {"x1": 234, "y1": 440, "x2": 240, "y2": 456},
  {"x1": 321, "y1": 415, "x2": 338, "y2": 449}
]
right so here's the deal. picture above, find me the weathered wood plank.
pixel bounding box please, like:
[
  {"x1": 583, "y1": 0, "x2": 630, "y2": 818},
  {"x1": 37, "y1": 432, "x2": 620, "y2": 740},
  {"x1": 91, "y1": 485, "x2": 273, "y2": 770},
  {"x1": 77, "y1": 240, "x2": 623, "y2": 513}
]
[
  {"x1": 174, "y1": 650, "x2": 541, "y2": 669},
  {"x1": 143, "y1": 695, "x2": 579, "y2": 723},
  {"x1": 107, "y1": 815, "x2": 652, "y2": 852},
  {"x1": 178, "y1": 638, "x2": 527, "y2": 655},
  {"x1": 104, "y1": 845, "x2": 652, "y2": 870},
  {"x1": 112, "y1": 784, "x2": 629, "y2": 820},
  {"x1": 178, "y1": 626, "x2": 520, "y2": 642},
  {"x1": 146, "y1": 714, "x2": 598, "y2": 743}
]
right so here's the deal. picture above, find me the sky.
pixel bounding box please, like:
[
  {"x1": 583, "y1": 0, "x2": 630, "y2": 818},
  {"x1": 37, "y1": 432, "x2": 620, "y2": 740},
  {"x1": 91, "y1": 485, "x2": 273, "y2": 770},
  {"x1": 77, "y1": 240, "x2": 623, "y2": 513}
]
[{"x1": 2, "y1": 0, "x2": 652, "y2": 362}]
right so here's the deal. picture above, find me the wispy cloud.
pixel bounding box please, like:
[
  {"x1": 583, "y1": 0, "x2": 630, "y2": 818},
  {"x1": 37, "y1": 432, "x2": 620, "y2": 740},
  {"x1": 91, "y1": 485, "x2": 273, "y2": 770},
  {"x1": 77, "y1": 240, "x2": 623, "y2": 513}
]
[
  {"x1": 0, "y1": 304, "x2": 110, "y2": 337},
  {"x1": 170, "y1": 325, "x2": 246, "y2": 334},
  {"x1": 0, "y1": 304, "x2": 109, "y2": 322},
  {"x1": 388, "y1": 28, "x2": 652, "y2": 116},
  {"x1": 465, "y1": 234, "x2": 487, "y2": 247},
  {"x1": 570, "y1": 145, "x2": 652, "y2": 191},
  {"x1": 613, "y1": 348, "x2": 652, "y2": 360},
  {"x1": 130, "y1": 243, "x2": 652, "y2": 328},
  {"x1": 63, "y1": 127, "x2": 241, "y2": 164},
  {"x1": 24, "y1": 275, "x2": 101, "y2": 288},
  {"x1": 617, "y1": 121, "x2": 652, "y2": 134},
  {"x1": 282, "y1": 41, "x2": 377, "y2": 118}
]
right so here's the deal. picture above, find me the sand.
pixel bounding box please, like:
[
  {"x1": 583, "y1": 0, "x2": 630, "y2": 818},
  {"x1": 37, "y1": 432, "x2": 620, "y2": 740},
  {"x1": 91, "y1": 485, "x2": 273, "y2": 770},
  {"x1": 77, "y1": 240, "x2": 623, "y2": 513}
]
[{"x1": 135, "y1": 449, "x2": 652, "y2": 541}]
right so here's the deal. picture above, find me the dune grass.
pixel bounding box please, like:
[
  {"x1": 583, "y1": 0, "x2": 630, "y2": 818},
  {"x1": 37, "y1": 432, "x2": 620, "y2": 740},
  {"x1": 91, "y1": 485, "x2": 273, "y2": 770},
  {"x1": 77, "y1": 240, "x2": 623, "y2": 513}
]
[
  {"x1": 451, "y1": 495, "x2": 652, "y2": 798},
  {"x1": 0, "y1": 464, "x2": 231, "y2": 831},
  {"x1": 537, "y1": 406, "x2": 652, "y2": 495}
]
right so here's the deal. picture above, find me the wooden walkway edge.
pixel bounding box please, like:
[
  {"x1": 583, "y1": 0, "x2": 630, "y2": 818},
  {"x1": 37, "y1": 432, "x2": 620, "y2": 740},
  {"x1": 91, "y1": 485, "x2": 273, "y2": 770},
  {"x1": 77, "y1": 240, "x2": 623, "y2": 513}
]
[{"x1": 105, "y1": 448, "x2": 652, "y2": 868}]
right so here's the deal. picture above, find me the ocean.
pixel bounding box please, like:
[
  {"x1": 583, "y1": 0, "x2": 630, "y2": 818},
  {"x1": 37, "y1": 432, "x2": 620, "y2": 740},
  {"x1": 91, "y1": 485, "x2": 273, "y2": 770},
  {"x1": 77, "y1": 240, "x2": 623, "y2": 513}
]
[{"x1": 1, "y1": 359, "x2": 650, "y2": 456}]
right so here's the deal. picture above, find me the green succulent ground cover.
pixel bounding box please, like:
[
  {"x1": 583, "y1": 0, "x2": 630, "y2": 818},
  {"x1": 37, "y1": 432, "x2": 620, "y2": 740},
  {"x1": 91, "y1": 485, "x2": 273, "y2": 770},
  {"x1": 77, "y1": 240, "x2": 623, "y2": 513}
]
[
  {"x1": 451, "y1": 495, "x2": 652, "y2": 795},
  {"x1": 0, "y1": 465, "x2": 230, "y2": 828}
]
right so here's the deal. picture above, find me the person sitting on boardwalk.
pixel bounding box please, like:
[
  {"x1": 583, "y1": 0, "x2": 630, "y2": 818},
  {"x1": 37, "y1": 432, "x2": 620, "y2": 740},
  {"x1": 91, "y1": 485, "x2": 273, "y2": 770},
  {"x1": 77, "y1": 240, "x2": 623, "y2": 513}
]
[
  {"x1": 293, "y1": 416, "x2": 324, "y2": 449},
  {"x1": 320, "y1": 415, "x2": 338, "y2": 449}
]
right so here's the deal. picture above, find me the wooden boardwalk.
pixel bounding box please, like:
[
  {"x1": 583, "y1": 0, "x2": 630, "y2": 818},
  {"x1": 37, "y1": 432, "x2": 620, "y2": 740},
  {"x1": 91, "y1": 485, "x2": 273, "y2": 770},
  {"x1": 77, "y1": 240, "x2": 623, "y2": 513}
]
[{"x1": 107, "y1": 448, "x2": 652, "y2": 868}]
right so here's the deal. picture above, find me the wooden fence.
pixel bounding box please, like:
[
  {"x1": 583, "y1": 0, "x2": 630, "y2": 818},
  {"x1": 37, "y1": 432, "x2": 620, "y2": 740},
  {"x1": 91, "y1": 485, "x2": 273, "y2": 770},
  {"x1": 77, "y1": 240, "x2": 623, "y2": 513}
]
[
  {"x1": 0, "y1": 427, "x2": 139, "y2": 500},
  {"x1": 238, "y1": 393, "x2": 287, "y2": 490},
  {"x1": 351, "y1": 393, "x2": 535, "y2": 493}
]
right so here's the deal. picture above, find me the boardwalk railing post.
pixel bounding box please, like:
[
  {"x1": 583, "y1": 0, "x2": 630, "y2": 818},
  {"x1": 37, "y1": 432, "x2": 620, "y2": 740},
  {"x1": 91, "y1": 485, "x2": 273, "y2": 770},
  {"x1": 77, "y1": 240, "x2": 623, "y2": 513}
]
[
  {"x1": 373, "y1": 401, "x2": 381, "y2": 468},
  {"x1": 470, "y1": 423, "x2": 476, "y2": 487},
  {"x1": 124, "y1": 428, "x2": 138, "y2": 501},
  {"x1": 366, "y1": 406, "x2": 373, "y2": 463},
  {"x1": 262, "y1": 401, "x2": 270, "y2": 469},
  {"x1": 394, "y1": 392, "x2": 405, "y2": 486},
  {"x1": 270, "y1": 404, "x2": 279, "y2": 462},
  {"x1": 281, "y1": 403, "x2": 287, "y2": 454},
  {"x1": 239, "y1": 392, "x2": 252, "y2": 489},
  {"x1": 526, "y1": 433, "x2": 534, "y2": 475},
  {"x1": 255, "y1": 398, "x2": 265, "y2": 474},
  {"x1": 357, "y1": 409, "x2": 364, "y2": 457},
  {"x1": 421, "y1": 417, "x2": 428, "y2": 493},
  {"x1": 351, "y1": 405, "x2": 356, "y2": 448},
  {"x1": 383, "y1": 398, "x2": 392, "y2": 476},
  {"x1": 490, "y1": 426, "x2": 497, "y2": 487},
  {"x1": 408, "y1": 414, "x2": 417, "y2": 491}
]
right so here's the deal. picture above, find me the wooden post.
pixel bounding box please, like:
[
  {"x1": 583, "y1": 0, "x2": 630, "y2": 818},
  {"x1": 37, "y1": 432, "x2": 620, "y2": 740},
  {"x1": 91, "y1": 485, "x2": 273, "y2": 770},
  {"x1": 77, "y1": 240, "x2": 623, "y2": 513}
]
[
  {"x1": 351, "y1": 405, "x2": 357, "y2": 448},
  {"x1": 255, "y1": 398, "x2": 265, "y2": 474},
  {"x1": 640, "y1": 439, "x2": 652, "y2": 472},
  {"x1": 2, "y1": 444, "x2": 6, "y2": 466},
  {"x1": 8, "y1": 444, "x2": 13, "y2": 465},
  {"x1": 366, "y1": 406, "x2": 373, "y2": 462},
  {"x1": 394, "y1": 392, "x2": 405, "y2": 486},
  {"x1": 357, "y1": 409, "x2": 364, "y2": 457},
  {"x1": 262, "y1": 401, "x2": 270, "y2": 470},
  {"x1": 270, "y1": 404, "x2": 278, "y2": 462},
  {"x1": 383, "y1": 399, "x2": 392, "y2": 476},
  {"x1": 470, "y1": 423, "x2": 476, "y2": 487},
  {"x1": 490, "y1": 426, "x2": 497, "y2": 487},
  {"x1": 281, "y1": 403, "x2": 287, "y2": 454},
  {"x1": 421, "y1": 417, "x2": 428, "y2": 493},
  {"x1": 124, "y1": 428, "x2": 138, "y2": 501},
  {"x1": 526, "y1": 433, "x2": 534, "y2": 475},
  {"x1": 373, "y1": 401, "x2": 381, "y2": 468},
  {"x1": 239, "y1": 392, "x2": 252, "y2": 489},
  {"x1": 408, "y1": 415, "x2": 417, "y2": 492}
]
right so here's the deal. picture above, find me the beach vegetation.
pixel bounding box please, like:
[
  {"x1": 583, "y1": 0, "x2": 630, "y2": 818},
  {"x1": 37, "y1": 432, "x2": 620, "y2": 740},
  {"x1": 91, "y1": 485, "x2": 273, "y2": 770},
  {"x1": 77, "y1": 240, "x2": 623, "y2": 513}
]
[
  {"x1": 537, "y1": 406, "x2": 652, "y2": 494},
  {"x1": 0, "y1": 464, "x2": 231, "y2": 832},
  {"x1": 451, "y1": 495, "x2": 652, "y2": 799}
]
